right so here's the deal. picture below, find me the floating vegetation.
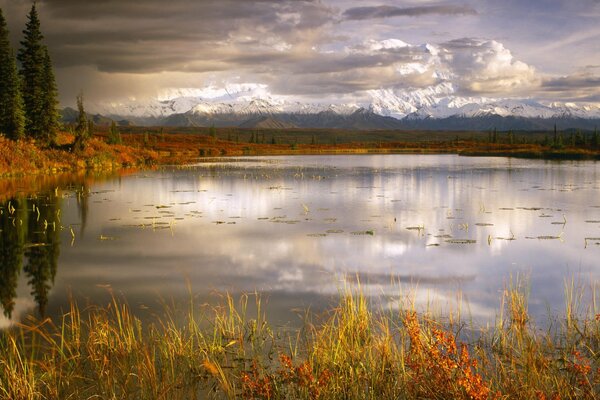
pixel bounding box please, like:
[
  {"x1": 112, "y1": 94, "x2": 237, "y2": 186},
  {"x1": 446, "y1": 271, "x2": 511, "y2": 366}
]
[
  {"x1": 257, "y1": 217, "x2": 269, "y2": 220},
  {"x1": 324, "y1": 218, "x2": 337, "y2": 223},
  {"x1": 499, "y1": 207, "x2": 514, "y2": 210},
  {"x1": 426, "y1": 243, "x2": 440, "y2": 247},
  {"x1": 351, "y1": 230, "x2": 374, "y2": 236},
  {"x1": 584, "y1": 237, "x2": 600, "y2": 248},
  {"x1": 99, "y1": 235, "x2": 116, "y2": 241},
  {"x1": 585, "y1": 220, "x2": 600, "y2": 223},
  {"x1": 475, "y1": 223, "x2": 494, "y2": 226},
  {"x1": 496, "y1": 231, "x2": 516, "y2": 241},
  {"x1": 307, "y1": 233, "x2": 327, "y2": 237},
  {"x1": 445, "y1": 239, "x2": 476, "y2": 244},
  {"x1": 325, "y1": 229, "x2": 344, "y2": 234},
  {"x1": 213, "y1": 221, "x2": 226, "y2": 225},
  {"x1": 270, "y1": 217, "x2": 300, "y2": 224},
  {"x1": 434, "y1": 234, "x2": 452, "y2": 239},
  {"x1": 536, "y1": 233, "x2": 563, "y2": 240},
  {"x1": 517, "y1": 207, "x2": 542, "y2": 211},
  {"x1": 24, "y1": 243, "x2": 49, "y2": 248}
]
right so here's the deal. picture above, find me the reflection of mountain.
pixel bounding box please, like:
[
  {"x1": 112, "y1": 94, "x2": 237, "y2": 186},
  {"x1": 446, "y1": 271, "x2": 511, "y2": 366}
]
[{"x1": 0, "y1": 192, "x2": 61, "y2": 318}]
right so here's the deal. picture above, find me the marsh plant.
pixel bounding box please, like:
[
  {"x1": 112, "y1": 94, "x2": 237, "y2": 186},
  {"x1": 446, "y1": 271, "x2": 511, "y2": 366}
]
[{"x1": 0, "y1": 279, "x2": 599, "y2": 399}]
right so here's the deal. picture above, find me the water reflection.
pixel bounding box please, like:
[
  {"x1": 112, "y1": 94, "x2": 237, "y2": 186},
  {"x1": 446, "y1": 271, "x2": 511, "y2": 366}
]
[
  {"x1": 0, "y1": 155, "x2": 599, "y2": 328},
  {"x1": 0, "y1": 190, "x2": 61, "y2": 318}
]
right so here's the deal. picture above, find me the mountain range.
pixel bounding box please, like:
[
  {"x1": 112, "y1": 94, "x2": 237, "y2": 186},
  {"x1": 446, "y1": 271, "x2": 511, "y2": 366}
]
[{"x1": 64, "y1": 84, "x2": 600, "y2": 131}]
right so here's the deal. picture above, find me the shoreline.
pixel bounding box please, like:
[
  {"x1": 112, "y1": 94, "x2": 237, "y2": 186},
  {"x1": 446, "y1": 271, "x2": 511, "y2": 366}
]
[{"x1": 1, "y1": 131, "x2": 599, "y2": 179}]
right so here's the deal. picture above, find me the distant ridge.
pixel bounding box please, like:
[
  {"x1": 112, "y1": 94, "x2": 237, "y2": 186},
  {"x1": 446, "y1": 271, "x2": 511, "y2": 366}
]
[
  {"x1": 66, "y1": 86, "x2": 600, "y2": 130},
  {"x1": 238, "y1": 116, "x2": 297, "y2": 129}
]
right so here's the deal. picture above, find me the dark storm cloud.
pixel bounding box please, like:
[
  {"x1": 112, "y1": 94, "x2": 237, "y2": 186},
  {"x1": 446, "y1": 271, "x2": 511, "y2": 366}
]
[
  {"x1": 1, "y1": 0, "x2": 336, "y2": 73},
  {"x1": 0, "y1": 0, "x2": 597, "y2": 104},
  {"x1": 342, "y1": 4, "x2": 477, "y2": 21}
]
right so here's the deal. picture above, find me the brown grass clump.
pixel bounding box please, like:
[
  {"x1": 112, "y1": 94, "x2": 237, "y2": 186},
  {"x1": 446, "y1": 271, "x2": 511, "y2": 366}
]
[{"x1": 1, "y1": 280, "x2": 599, "y2": 399}]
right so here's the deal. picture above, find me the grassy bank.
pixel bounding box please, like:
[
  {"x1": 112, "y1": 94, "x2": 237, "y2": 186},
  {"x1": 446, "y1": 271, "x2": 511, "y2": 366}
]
[
  {"x1": 0, "y1": 133, "x2": 159, "y2": 177},
  {"x1": 109, "y1": 130, "x2": 600, "y2": 163},
  {"x1": 2, "y1": 129, "x2": 600, "y2": 177},
  {"x1": 1, "y1": 280, "x2": 599, "y2": 399}
]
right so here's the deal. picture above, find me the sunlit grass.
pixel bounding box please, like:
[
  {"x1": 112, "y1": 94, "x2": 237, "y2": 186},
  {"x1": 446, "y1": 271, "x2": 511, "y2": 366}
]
[{"x1": 1, "y1": 278, "x2": 599, "y2": 399}]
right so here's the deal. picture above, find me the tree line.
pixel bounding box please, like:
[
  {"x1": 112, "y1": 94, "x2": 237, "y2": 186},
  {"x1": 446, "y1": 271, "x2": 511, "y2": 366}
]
[{"x1": 0, "y1": 4, "x2": 59, "y2": 146}]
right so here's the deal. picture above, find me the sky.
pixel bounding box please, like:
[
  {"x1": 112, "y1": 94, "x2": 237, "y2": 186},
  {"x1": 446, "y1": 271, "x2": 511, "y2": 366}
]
[{"x1": 0, "y1": 0, "x2": 599, "y2": 106}]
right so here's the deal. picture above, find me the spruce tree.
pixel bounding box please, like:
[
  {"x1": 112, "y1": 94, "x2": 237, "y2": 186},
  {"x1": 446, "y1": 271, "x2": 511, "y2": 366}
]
[
  {"x1": 18, "y1": 4, "x2": 59, "y2": 146},
  {"x1": 40, "y1": 48, "x2": 59, "y2": 143},
  {"x1": 107, "y1": 120, "x2": 122, "y2": 145},
  {"x1": 0, "y1": 9, "x2": 24, "y2": 140},
  {"x1": 72, "y1": 93, "x2": 88, "y2": 152}
]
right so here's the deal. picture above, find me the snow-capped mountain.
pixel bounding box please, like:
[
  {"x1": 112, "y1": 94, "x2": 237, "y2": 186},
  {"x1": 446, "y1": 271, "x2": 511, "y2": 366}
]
[{"x1": 84, "y1": 83, "x2": 600, "y2": 130}]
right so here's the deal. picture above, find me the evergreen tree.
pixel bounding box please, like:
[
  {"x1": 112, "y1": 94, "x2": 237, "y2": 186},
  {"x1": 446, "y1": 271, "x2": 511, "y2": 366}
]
[
  {"x1": 0, "y1": 9, "x2": 24, "y2": 140},
  {"x1": 72, "y1": 93, "x2": 88, "y2": 152},
  {"x1": 18, "y1": 4, "x2": 59, "y2": 145},
  {"x1": 40, "y1": 48, "x2": 59, "y2": 142},
  {"x1": 209, "y1": 125, "x2": 216, "y2": 138},
  {"x1": 87, "y1": 118, "x2": 94, "y2": 136},
  {"x1": 542, "y1": 135, "x2": 549, "y2": 147},
  {"x1": 107, "y1": 120, "x2": 122, "y2": 145}
]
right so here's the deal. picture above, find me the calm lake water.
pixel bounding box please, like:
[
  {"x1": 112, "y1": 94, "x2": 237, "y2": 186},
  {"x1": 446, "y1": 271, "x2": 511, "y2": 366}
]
[{"x1": 1, "y1": 154, "x2": 600, "y2": 328}]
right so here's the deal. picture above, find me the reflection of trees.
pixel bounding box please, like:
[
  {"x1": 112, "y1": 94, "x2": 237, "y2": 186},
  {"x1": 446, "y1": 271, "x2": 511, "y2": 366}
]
[
  {"x1": 0, "y1": 197, "x2": 27, "y2": 317},
  {"x1": 0, "y1": 192, "x2": 61, "y2": 318},
  {"x1": 76, "y1": 181, "x2": 89, "y2": 237}
]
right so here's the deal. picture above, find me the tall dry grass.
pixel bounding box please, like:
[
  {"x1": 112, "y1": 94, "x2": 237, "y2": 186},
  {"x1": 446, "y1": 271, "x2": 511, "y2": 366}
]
[{"x1": 0, "y1": 278, "x2": 599, "y2": 399}]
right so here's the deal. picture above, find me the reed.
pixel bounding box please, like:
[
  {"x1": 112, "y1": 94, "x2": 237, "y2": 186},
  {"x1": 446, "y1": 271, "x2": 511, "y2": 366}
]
[{"x1": 1, "y1": 279, "x2": 599, "y2": 399}]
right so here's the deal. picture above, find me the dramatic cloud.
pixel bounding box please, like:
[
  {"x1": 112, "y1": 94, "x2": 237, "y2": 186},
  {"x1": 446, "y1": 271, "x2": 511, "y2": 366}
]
[
  {"x1": 0, "y1": 0, "x2": 597, "y2": 105},
  {"x1": 440, "y1": 38, "x2": 538, "y2": 94},
  {"x1": 343, "y1": 5, "x2": 477, "y2": 20}
]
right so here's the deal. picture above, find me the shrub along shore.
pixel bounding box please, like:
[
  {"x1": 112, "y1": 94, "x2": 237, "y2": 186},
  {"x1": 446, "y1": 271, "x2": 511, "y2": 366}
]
[
  {"x1": 2, "y1": 129, "x2": 600, "y2": 178},
  {"x1": 0, "y1": 280, "x2": 599, "y2": 399}
]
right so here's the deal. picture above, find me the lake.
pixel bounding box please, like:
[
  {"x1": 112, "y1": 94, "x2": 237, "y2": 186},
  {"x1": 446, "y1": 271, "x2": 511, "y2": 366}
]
[{"x1": 1, "y1": 154, "x2": 599, "y2": 329}]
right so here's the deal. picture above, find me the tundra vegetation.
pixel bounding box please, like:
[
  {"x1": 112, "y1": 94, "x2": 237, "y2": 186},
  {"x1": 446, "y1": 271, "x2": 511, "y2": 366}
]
[{"x1": 0, "y1": 280, "x2": 599, "y2": 399}]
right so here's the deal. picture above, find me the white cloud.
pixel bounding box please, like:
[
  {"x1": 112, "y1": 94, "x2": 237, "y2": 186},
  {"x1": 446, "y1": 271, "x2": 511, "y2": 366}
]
[{"x1": 441, "y1": 39, "x2": 539, "y2": 94}]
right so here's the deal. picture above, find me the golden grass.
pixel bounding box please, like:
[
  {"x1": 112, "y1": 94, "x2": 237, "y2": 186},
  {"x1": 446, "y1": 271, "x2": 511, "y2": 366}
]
[{"x1": 1, "y1": 278, "x2": 599, "y2": 399}]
